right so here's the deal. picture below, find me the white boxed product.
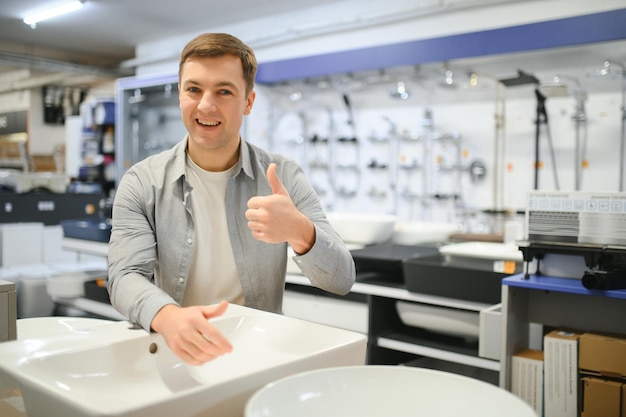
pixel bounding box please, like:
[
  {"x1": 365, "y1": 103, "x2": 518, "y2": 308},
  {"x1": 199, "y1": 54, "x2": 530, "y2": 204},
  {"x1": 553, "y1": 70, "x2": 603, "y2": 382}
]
[
  {"x1": 479, "y1": 303, "x2": 501, "y2": 361},
  {"x1": 0, "y1": 265, "x2": 55, "y2": 318},
  {"x1": 544, "y1": 329, "x2": 581, "y2": 417},
  {"x1": 527, "y1": 191, "x2": 626, "y2": 246},
  {"x1": 512, "y1": 348, "x2": 544, "y2": 417},
  {"x1": 0, "y1": 223, "x2": 44, "y2": 267},
  {"x1": 46, "y1": 270, "x2": 107, "y2": 299},
  {"x1": 16, "y1": 265, "x2": 55, "y2": 318},
  {"x1": 43, "y1": 225, "x2": 77, "y2": 263}
]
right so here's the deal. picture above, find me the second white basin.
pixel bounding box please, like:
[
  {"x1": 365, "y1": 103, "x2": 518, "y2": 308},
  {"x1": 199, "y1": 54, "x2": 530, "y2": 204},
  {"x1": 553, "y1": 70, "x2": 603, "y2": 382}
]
[
  {"x1": 0, "y1": 304, "x2": 367, "y2": 417},
  {"x1": 326, "y1": 212, "x2": 396, "y2": 245},
  {"x1": 245, "y1": 365, "x2": 537, "y2": 417},
  {"x1": 439, "y1": 241, "x2": 523, "y2": 262},
  {"x1": 392, "y1": 221, "x2": 459, "y2": 244}
]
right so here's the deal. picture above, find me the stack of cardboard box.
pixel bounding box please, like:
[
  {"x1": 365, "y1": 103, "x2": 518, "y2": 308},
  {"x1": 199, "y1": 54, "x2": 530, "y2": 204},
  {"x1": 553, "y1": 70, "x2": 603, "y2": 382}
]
[
  {"x1": 544, "y1": 330, "x2": 583, "y2": 417},
  {"x1": 512, "y1": 330, "x2": 626, "y2": 417},
  {"x1": 579, "y1": 333, "x2": 626, "y2": 417},
  {"x1": 512, "y1": 348, "x2": 544, "y2": 416}
]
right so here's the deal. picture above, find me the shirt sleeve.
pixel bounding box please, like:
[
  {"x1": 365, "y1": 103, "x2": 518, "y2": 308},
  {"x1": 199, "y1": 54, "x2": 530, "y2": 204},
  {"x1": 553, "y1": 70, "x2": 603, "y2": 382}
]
[
  {"x1": 107, "y1": 169, "x2": 178, "y2": 331},
  {"x1": 280, "y1": 160, "x2": 356, "y2": 295}
]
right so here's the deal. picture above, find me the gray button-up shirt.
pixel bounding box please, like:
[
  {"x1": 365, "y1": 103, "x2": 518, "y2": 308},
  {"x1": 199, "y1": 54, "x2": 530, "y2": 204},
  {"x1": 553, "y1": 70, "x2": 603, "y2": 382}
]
[{"x1": 107, "y1": 137, "x2": 355, "y2": 331}]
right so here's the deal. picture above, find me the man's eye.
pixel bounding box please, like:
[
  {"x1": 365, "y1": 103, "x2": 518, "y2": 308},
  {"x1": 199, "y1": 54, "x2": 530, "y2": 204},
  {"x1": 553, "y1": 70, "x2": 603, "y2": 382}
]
[
  {"x1": 219, "y1": 89, "x2": 232, "y2": 95},
  {"x1": 187, "y1": 87, "x2": 200, "y2": 93}
]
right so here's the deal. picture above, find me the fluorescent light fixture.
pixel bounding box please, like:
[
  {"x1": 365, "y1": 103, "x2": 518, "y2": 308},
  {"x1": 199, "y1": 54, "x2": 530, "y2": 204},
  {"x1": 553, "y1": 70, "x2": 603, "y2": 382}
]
[{"x1": 23, "y1": 1, "x2": 84, "y2": 28}]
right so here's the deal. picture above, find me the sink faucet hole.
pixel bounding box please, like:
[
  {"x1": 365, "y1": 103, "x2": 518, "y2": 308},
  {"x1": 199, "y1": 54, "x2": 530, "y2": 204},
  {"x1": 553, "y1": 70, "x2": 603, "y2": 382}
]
[{"x1": 149, "y1": 343, "x2": 158, "y2": 354}]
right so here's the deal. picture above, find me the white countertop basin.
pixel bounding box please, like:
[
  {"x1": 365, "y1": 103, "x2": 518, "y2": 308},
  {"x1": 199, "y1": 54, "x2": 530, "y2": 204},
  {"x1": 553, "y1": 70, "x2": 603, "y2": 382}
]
[
  {"x1": 0, "y1": 305, "x2": 367, "y2": 417},
  {"x1": 245, "y1": 365, "x2": 536, "y2": 417},
  {"x1": 326, "y1": 212, "x2": 396, "y2": 245},
  {"x1": 439, "y1": 241, "x2": 523, "y2": 261},
  {"x1": 392, "y1": 221, "x2": 460, "y2": 244}
]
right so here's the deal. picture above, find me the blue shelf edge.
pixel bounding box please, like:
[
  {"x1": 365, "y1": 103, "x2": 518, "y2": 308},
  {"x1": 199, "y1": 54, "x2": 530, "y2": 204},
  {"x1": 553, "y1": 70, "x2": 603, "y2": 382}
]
[
  {"x1": 256, "y1": 8, "x2": 626, "y2": 83},
  {"x1": 503, "y1": 274, "x2": 626, "y2": 300}
]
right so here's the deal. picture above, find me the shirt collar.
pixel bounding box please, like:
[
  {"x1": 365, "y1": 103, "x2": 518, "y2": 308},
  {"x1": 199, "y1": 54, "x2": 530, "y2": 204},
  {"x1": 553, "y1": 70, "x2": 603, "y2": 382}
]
[
  {"x1": 171, "y1": 136, "x2": 256, "y2": 182},
  {"x1": 238, "y1": 138, "x2": 255, "y2": 180},
  {"x1": 167, "y1": 138, "x2": 188, "y2": 185}
]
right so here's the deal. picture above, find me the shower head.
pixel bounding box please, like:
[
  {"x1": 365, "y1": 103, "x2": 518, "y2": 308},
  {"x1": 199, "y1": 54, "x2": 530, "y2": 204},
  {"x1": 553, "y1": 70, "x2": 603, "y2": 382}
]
[
  {"x1": 163, "y1": 83, "x2": 173, "y2": 98},
  {"x1": 539, "y1": 82, "x2": 569, "y2": 98},
  {"x1": 587, "y1": 59, "x2": 626, "y2": 80},
  {"x1": 602, "y1": 59, "x2": 625, "y2": 75},
  {"x1": 540, "y1": 75, "x2": 587, "y2": 100},
  {"x1": 288, "y1": 90, "x2": 303, "y2": 101},
  {"x1": 499, "y1": 70, "x2": 539, "y2": 87},
  {"x1": 390, "y1": 81, "x2": 410, "y2": 99},
  {"x1": 128, "y1": 88, "x2": 145, "y2": 104},
  {"x1": 437, "y1": 64, "x2": 457, "y2": 90}
]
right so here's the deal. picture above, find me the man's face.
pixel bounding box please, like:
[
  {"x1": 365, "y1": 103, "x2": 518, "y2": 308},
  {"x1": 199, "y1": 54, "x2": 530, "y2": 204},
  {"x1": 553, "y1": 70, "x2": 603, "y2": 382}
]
[{"x1": 178, "y1": 54, "x2": 255, "y2": 158}]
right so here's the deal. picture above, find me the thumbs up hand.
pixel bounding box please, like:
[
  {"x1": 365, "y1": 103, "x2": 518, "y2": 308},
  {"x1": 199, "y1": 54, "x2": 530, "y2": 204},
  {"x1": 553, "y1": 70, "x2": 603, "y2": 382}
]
[
  {"x1": 266, "y1": 161, "x2": 289, "y2": 197},
  {"x1": 246, "y1": 163, "x2": 315, "y2": 254}
]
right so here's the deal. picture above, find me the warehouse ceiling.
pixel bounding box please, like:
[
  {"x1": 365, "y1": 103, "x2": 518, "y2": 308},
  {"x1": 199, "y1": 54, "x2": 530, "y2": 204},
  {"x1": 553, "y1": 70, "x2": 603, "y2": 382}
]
[
  {"x1": 0, "y1": 0, "x2": 348, "y2": 86},
  {"x1": 0, "y1": 0, "x2": 530, "y2": 72},
  {"x1": 0, "y1": 0, "x2": 624, "y2": 93}
]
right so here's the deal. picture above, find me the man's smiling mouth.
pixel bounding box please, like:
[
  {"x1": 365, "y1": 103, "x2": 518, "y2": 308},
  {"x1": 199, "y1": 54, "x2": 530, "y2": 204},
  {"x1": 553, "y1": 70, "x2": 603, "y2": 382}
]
[{"x1": 197, "y1": 119, "x2": 220, "y2": 126}]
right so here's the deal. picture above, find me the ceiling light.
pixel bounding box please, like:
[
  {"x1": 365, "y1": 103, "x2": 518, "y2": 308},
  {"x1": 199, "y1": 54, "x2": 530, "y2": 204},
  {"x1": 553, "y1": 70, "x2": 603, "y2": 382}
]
[
  {"x1": 23, "y1": 1, "x2": 84, "y2": 28},
  {"x1": 469, "y1": 72, "x2": 479, "y2": 87}
]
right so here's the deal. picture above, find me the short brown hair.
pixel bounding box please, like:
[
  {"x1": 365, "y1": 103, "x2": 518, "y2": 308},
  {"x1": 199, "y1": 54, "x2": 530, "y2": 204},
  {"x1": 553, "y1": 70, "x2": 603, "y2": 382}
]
[{"x1": 179, "y1": 33, "x2": 257, "y2": 95}]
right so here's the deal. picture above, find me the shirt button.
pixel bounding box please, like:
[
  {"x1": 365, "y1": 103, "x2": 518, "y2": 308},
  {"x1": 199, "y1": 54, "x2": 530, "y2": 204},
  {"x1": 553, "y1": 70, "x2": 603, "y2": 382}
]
[
  {"x1": 178, "y1": 277, "x2": 185, "y2": 284},
  {"x1": 187, "y1": 239, "x2": 193, "y2": 245}
]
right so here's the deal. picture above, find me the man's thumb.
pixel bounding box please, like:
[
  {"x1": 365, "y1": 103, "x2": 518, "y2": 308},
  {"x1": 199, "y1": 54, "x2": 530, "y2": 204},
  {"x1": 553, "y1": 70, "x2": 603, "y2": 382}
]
[
  {"x1": 202, "y1": 300, "x2": 229, "y2": 320},
  {"x1": 267, "y1": 163, "x2": 288, "y2": 195}
]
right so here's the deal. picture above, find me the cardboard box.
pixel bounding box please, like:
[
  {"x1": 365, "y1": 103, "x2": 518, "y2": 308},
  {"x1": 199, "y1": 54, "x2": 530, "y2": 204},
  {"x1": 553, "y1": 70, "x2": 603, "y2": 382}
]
[
  {"x1": 544, "y1": 329, "x2": 582, "y2": 417},
  {"x1": 581, "y1": 377, "x2": 623, "y2": 417},
  {"x1": 512, "y1": 349, "x2": 544, "y2": 417},
  {"x1": 579, "y1": 333, "x2": 626, "y2": 378}
]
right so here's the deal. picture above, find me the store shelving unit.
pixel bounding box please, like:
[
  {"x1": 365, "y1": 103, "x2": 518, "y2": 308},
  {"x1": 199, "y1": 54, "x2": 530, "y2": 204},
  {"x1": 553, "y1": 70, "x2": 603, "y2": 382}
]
[
  {"x1": 285, "y1": 273, "x2": 501, "y2": 384},
  {"x1": 58, "y1": 238, "x2": 122, "y2": 320},
  {"x1": 61, "y1": 237, "x2": 109, "y2": 257},
  {"x1": 80, "y1": 122, "x2": 116, "y2": 195},
  {"x1": 499, "y1": 273, "x2": 626, "y2": 390}
]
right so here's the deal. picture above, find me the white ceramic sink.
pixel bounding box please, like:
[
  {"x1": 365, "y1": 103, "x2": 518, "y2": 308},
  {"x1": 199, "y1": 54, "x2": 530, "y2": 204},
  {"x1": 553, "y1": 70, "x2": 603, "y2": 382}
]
[
  {"x1": 245, "y1": 365, "x2": 537, "y2": 417},
  {"x1": 0, "y1": 304, "x2": 367, "y2": 417},
  {"x1": 16, "y1": 316, "x2": 113, "y2": 339}
]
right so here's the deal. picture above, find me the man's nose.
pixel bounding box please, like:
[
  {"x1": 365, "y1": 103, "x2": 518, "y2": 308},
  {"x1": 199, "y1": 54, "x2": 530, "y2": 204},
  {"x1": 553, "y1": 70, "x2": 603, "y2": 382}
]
[{"x1": 198, "y1": 92, "x2": 217, "y2": 111}]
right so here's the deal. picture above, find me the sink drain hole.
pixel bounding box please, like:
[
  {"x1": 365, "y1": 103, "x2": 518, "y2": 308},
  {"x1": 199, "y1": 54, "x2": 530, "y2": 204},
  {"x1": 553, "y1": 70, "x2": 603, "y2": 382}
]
[{"x1": 149, "y1": 342, "x2": 158, "y2": 354}]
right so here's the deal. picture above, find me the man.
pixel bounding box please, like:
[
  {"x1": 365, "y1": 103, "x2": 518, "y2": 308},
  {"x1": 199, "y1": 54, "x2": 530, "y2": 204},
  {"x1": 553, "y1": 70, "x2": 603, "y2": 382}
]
[{"x1": 107, "y1": 33, "x2": 356, "y2": 365}]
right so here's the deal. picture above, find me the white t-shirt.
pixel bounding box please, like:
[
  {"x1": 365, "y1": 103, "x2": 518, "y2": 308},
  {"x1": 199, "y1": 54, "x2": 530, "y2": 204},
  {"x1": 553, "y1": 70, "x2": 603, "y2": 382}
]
[{"x1": 182, "y1": 154, "x2": 244, "y2": 306}]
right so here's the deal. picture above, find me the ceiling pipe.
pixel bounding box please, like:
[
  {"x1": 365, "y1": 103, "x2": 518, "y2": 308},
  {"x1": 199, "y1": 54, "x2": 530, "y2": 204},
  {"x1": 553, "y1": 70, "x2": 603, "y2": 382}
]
[
  {"x1": 0, "y1": 70, "x2": 106, "y2": 94},
  {"x1": 248, "y1": 0, "x2": 528, "y2": 49},
  {"x1": 0, "y1": 51, "x2": 131, "y2": 93},
  {"x1": 120, "y1": 0, "x2": 530, "y2": 70},
  {"x1": 0, "y1": 51, "x2": 130, "y2": 79}
]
